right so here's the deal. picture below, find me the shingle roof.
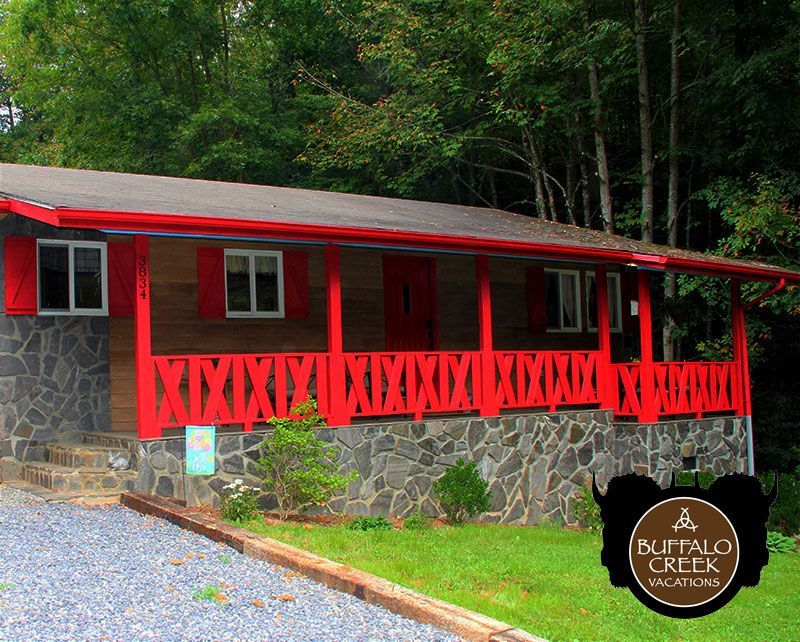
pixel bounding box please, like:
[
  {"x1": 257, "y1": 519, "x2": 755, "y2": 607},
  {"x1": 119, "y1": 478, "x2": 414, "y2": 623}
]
[{"x1": 1, "y1": 163, "x2": 798, "y2": 284}]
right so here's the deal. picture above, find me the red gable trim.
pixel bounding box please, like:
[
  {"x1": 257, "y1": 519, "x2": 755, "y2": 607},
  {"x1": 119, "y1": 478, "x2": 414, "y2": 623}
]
[{"x1": 2, "y1": 198, "x2": 798, "y2": 286}]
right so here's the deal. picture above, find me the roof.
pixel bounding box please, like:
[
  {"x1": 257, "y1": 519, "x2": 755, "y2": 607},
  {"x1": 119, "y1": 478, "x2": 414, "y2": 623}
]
[{"x1": 1, "y1": 163, "x2": 798, "y2": 285}]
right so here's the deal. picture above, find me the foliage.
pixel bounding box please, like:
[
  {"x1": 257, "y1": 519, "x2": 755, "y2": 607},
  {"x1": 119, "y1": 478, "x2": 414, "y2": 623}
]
[
  {"x1": 258, "y1": 396, "x2": 357, "y2": 520},
  {"x1": 346, "y1": 516, "x2": 393, "y2": 532},
  {"x1": 403, "y1": 510, "x2": 433, "y2": 532},
  {"x1": 191, "y1": 585, "x2": 228, "y2": 604},
  {"x1": 243, "y1": 520, "x2": 799, "y2": 641},
  {"x1": 219, "y1": 478, "x2": 260, "y2": 524},
  {"x1": 433, "y1": 460, "x2": 491, "y2": 525},
  {"x1": 571, "y1": 485, "x2": 602, "y2": 533},
  {"x1": 675, "y1": 470, "x2": 716, "y2": 489},
  {"x1": 766, "y1": 531, "x2": 797, "y2": 554},
  {"x1": 760, "y1": 469, "x2": 800, "y2": 536}
]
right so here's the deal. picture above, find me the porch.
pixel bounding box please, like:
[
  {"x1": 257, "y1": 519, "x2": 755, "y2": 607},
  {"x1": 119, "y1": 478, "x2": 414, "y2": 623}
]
[{"x1": 126, "y1": 236, "x2": 751, "y2": 439}]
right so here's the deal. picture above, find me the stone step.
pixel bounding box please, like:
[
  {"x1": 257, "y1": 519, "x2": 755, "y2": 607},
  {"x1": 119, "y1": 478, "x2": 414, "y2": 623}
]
[
  {"x1": 47, "y1": 443, "x2": 126, "y2": 469},
  {"x1": 81, "y1": 432, "x2": 140, "y2": 451},
  {"x1": 22, "y1": 462, "x2": 136, "y2": 495}
]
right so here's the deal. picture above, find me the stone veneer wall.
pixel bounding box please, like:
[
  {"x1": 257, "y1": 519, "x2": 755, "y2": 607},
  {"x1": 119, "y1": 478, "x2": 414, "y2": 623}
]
[
  {"x1": 0, "y1": 216, "x2": 110, "y2": 462},
  {"x1": 134, "y1": 412, "x2": 746, "y2": 525}
]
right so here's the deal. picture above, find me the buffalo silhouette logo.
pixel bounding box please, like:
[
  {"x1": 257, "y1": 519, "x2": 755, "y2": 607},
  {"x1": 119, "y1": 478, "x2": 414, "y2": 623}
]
[{"x1": 592, "y1": 472, "x2": 776, "y2": 618}]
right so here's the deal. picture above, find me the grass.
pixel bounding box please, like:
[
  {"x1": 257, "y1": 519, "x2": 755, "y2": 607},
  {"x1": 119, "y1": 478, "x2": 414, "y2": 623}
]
[{"x1": 241, "y1": 519, "x2": 799, "y2": 642}]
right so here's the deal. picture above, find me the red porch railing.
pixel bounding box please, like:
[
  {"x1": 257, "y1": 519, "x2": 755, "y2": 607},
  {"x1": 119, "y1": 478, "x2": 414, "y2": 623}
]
[
  {"x1": 612, "y1": 361, "x2": 739, "y2": 420},
  {"x1": 150, "y1": 351, "x2": 740, "y2": 434}
]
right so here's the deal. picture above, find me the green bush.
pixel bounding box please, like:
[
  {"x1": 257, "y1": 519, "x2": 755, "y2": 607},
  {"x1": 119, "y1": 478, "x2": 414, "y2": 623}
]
[
  {"x1": 347, "y1": 516, "x2": 394, "y2": 532},
  {"x1": 675, "y1": 470, "x2": 715, "y2": 489},
  {"x1": 220, "y1": 478, "x2": 260, "y2": 524},
  {"x1": 433, "y1": 459, "x2": 491, "y2": 525},
  {"x1": 766, "y1": 531, "x2": 797, "y2": 554},
  {"x1": 258, "y1": 396, "x2": 358, "y2": 520},
  {"x1": 572, "y1": 485, "x2": 602, "y2": 533},
  {"x1": 760, "y1": 468, "x2": 800, "y2": 536},
  {"x1": 403, "y1": 509, "x2": 433, "y2": 531}
]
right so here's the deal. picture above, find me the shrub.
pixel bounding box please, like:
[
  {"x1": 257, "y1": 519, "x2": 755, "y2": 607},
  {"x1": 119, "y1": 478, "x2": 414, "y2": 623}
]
[
  {"x1": 220, "y1": 478, "x2": 260, "y2": 524},
  {"x1": 433, "y1": 459, "x2": 491, "y2": 525},
  {"x1": 760, "y1": 468, "x2": 800, "y2": 536},
  {"x1": 403, "y1": 509, "x2": 433, "y2": 531},
  {"x1": 572, "y1": 485, "x2": 602, "y2": 533},
  {"x1": 258, "y1": 396, "x2": 358, "y2": 520},
  {"x1": 766, "y1": 531, "x2": 797, "y2": 554},
  {"x1": 347, "y1": 516, "x2": 394, "y2": 532}
]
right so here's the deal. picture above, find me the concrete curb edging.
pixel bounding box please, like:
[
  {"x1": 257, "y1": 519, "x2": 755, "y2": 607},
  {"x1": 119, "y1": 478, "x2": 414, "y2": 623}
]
[{"x1": 121, "y1": 493, "x2": 546, "y2": 642}]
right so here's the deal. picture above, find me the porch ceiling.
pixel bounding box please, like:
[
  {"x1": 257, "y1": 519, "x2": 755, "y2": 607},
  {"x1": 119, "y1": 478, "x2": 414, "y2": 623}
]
[{"x1": 1, "y1": 162, "x2": 798, "y2": 285}]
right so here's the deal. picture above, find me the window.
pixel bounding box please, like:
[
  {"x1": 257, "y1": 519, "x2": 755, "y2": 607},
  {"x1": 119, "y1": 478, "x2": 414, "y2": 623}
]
[
  {"x1": 586, "y1": 272, "x2": 623, "y2": 332},
  {"x1": 37, "y1": 240, "x2": 107, "y2": 315},
  {"x1": 545, "y1": 269, "x2": 581, "y2": 331},
  {"x1": 224, "y1": 249, "x2": 284, "y2": 317}
]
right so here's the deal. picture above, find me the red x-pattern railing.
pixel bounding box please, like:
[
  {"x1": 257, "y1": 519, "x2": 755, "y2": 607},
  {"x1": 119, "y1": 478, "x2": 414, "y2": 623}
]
[
  {"x1": 151, "y1": 351, "x2": 740, "y2": 431},
  {"x1": 612, "y1": 361, "x2": 738, "y2": 419},
  {"x1": 153, "y1": 353, "x2": 328, "y2": 430},
  {"x1": 344, "y1": 351, "x2": 481, "y2": 418},
  {"x1": 494, "y1": 351, "x2": 601, "y2": 411}
]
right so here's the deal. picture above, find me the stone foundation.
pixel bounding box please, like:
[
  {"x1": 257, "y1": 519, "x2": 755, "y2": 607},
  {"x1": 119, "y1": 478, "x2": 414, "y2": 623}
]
[
  {"x1": 0, "y1": 216, "x2": 110, "y2": 463},
  {"x1": 134, "y1": 412, "x2": 747, "y2": 525}
]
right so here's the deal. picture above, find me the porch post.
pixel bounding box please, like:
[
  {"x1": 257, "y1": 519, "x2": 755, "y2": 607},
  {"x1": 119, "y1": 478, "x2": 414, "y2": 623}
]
[
  {"x1": 731, "y1": 279, "x2": 755, "y2": 474},
  {"x1": 325, "y1": 243, "x2": 350, "y2": 426},
  {"x1": 133, "y1": 234, "x2": 159, "y2": 439},
  {"x1": 595, "y1": 265, "x2": 613, "y2": 408},
  {"x1": 476, "y1": 254, "x2": 499, "y2": 416},
  {"x1": 637, "y1": 270, "x2": 658, "y2": 423}
]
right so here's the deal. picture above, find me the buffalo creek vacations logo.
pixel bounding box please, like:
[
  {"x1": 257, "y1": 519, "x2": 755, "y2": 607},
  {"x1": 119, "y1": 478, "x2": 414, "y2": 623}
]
[{"x1": 591, "y1": 472, "x2": 777, "y2": 618}]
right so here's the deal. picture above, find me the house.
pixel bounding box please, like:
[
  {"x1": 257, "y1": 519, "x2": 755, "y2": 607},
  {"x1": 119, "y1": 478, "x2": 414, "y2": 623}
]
[{"x1": 0, "y1": 164, "x2": 797, "y2": 522}]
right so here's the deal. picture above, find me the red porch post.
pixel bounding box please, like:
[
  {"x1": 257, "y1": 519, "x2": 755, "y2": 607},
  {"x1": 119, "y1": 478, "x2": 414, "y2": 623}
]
[
  {"x1": 476, "y1": 254, "x2": 499, "y2": 416},
  {"x1": 133, "y1": 234, "x2": 159, "y2": 439},
  {"x1": 637, "y1": 270, "x2": 658, "y2": 423},
  {"x1": 326, "y1": 243, "x2": 350, "y2": 426},
  {"x1": 731, "y1": 279, "x2": 755, "y2": 474},
  {"x1": 595, "y1": 265, "x2": 613, "y2": 408}
]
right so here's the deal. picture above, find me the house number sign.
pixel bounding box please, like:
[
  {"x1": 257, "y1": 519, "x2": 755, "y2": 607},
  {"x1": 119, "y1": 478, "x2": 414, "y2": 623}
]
[{"x1": 137, "y1": 253, "x2": 149, "y2": 301}]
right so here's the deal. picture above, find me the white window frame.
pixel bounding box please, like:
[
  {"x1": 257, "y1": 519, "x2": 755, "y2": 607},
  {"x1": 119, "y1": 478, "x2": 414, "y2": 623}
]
[
  {"x1": 586, "y1": 271, "x2": 623, "y2": 333},
  {"x1": 544, "y1": 268, "x2": 582, "y2": 333},
  {"x1": 36, "y1": 239, "x2": 108, "y2": 316},
  {"x1": 224, "y1": 249, "x2": 285, "y2": 319}
]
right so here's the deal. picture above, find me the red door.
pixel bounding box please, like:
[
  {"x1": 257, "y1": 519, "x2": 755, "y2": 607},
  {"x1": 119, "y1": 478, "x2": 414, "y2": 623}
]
[{"x1": 383, "y1": 256, "x2": 437, "y2": 351}]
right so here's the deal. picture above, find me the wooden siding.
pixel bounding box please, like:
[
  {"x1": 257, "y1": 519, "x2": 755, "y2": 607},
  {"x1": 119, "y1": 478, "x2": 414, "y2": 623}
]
[{"x1": 109, "y1": 236, "x2": 622, "y2": 431}]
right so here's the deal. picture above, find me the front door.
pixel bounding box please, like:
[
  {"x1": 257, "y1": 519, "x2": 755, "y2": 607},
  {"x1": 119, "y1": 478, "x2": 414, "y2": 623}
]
[{"x1": 383, "y1": 256, "x2": 437, "y2": 351}]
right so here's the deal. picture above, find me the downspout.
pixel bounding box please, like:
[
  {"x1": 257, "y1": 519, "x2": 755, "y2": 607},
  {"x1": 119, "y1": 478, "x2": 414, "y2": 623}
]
[{"x1": 740, "y1": 278, "x2": 787, "y2": 476}]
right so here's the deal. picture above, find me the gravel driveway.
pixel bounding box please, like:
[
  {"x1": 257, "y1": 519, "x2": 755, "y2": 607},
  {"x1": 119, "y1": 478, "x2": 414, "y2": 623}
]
[{"x1": 0, "y1": 485, "x2": 458, "y2": 642}]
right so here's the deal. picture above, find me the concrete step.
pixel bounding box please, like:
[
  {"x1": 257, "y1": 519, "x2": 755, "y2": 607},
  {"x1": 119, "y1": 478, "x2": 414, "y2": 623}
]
[
  {"x1": 22, "y1": 462, "x2": 136, "y2": 495},
  {"x1": 47, "y1": 443, "x2": 124, "y2": 469}
]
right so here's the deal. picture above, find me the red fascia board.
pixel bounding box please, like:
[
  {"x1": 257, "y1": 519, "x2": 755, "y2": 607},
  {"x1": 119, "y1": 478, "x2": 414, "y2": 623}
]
[{"x1": 6, "y1": 199, "x2": 799, "y2": 285}]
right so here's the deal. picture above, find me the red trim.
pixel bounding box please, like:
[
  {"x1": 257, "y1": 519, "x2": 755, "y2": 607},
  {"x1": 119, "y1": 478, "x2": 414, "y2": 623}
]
[
  {"x1": 3, "y1": 198, "x2": 797, "y2": 285},
  {"x1": 325, "y1": 244, "x2": 350, "y2": 426},
  {"x1": 595, "y1": 265, "x2": 613, "y2": 408},
  {"x1": 744, "y1": 278, "x2": 786, "y2": 309},
  {"x1": 476, "y1": 255, "x2": 499, "y2": 416},
  {"x1": 133, "y1": 235, "x2": 159, "y2": 439},
  {"x1": 637, "y1": 271, "x2": 658, "y2": 423},
  {"x1": 731, "y1": 280, "x2": 752, "y2": 416}
]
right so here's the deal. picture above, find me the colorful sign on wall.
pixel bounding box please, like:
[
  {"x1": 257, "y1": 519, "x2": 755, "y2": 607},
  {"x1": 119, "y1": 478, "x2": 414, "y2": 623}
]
[{"x1": 186, "y1": 425, "x2": 215, "y2": 475}]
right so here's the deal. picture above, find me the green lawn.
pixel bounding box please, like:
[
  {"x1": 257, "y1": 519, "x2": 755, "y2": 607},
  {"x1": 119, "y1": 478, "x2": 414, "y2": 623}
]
[{"x1": 241, "y1": 519, "x2": 799, "y2": 642}]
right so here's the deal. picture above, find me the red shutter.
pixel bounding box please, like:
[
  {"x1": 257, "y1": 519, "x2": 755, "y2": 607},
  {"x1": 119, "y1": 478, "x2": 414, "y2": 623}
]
[
  {"x1": 283, "y1": 250, "x2": 309, "y2": 318},
  {"x1": 197, "y1": 247, "x2": 226, "y2": 318},
  {"x1": 526, "y1": 266, "x2": 547, "y2": 334},
  {"x1": 621, "y1": 271, "x2": 638, "y2": 333},
  {"x1": 107, "y1": 241, "x2": 135, "y2": 317},
  {"x1": 4, "y1": 236, "x2": 37, "y2": 315}
]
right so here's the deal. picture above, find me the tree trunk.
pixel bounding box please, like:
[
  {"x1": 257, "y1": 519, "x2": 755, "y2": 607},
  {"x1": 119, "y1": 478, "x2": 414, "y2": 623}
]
[
  {"x1": 635, "y1": 0, "x2": 655, "y2": 244},
  {"x1": 663, "y1": 0, "x2": 681, "y2": 361},
  {"x1": 587, "y1": 58, "x2": 613, "y2": 233}
]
